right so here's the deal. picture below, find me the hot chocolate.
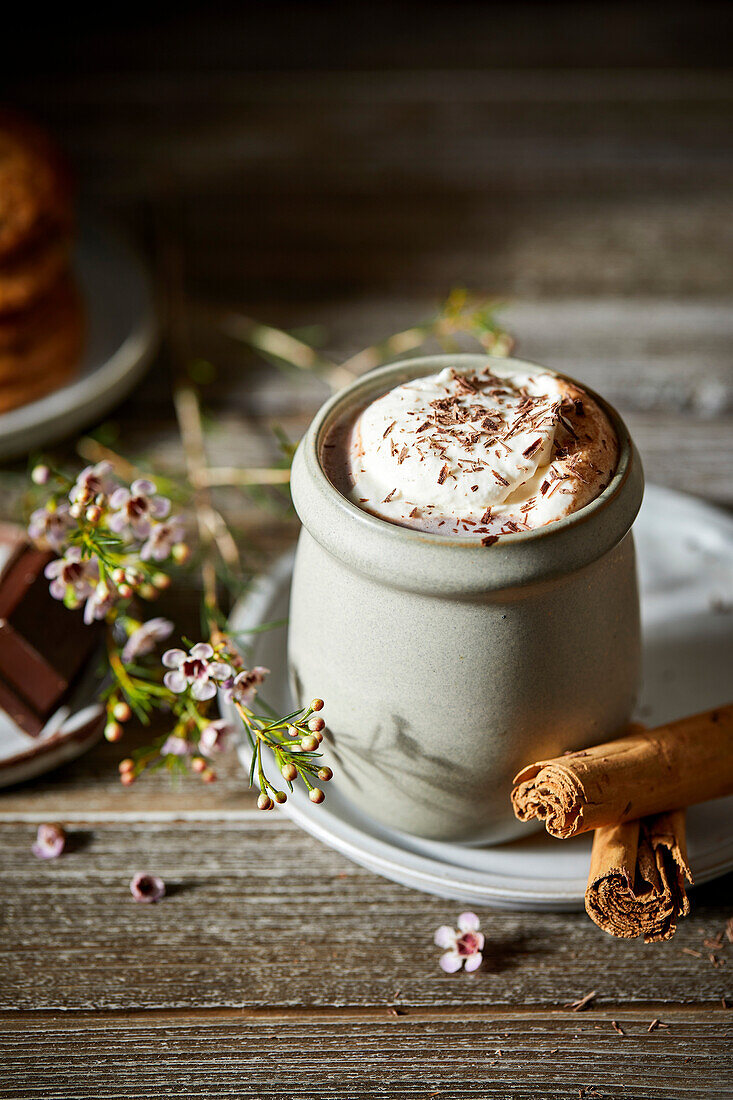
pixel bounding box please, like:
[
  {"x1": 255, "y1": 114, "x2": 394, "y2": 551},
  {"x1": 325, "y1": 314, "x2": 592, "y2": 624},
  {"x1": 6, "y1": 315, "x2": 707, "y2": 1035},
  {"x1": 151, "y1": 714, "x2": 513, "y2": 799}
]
[{"x1": 322, "y1": 363, "x2": 618, "y2": 540}]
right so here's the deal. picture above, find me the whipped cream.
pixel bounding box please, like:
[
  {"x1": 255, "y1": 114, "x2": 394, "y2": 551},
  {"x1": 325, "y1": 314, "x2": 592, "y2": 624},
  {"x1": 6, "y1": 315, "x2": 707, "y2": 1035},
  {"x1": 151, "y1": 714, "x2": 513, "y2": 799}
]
[{"x1": 322, "y1": 364, "x2": 618, "y2": 540}]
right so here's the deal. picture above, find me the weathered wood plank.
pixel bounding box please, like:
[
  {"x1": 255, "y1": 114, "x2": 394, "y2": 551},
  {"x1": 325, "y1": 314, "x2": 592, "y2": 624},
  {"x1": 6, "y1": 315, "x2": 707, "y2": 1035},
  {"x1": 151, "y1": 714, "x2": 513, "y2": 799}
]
[
  {"x1": 1, "y1": 823, "x2": 730, "y2": 1012},
  {"x1": 1, "y1": 1009, "x2": 731, "y2": 1099}
]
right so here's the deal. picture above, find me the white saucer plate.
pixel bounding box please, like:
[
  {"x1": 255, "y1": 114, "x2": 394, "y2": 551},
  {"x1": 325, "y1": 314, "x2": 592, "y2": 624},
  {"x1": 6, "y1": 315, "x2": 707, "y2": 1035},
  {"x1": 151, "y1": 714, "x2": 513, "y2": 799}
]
[
  {"x1": 0, "y1": 661, "x2": 105, "y2": 789},
  {"x1": 226, "y1": 485, "x2": 733, "y2": 911},
  {"x1": 0, "y1": 219, "x2": 159, "y2": 461}
]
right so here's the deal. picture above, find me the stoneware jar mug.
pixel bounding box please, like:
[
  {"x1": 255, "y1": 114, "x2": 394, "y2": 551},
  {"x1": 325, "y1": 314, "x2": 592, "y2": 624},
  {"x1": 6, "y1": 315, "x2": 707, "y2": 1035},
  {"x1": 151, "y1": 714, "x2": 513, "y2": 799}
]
[{"x1": 288, "y1": 354, "x2": 644, "y2": 843}]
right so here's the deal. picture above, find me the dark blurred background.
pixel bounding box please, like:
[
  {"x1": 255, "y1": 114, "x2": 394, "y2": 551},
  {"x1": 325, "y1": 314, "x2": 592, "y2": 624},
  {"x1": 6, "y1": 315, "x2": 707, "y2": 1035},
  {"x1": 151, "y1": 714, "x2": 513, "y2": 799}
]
[
  {"x1": 2, "y1": 1, "x2": 731, "y2": 495},
  {"x1": 5, "y1": 1, "x2": 732, "y2": 305}
]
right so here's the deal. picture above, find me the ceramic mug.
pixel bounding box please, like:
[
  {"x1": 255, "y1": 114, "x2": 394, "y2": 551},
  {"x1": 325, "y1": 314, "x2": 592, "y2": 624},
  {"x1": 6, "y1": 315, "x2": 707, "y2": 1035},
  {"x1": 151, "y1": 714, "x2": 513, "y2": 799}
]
[{"x1": 288, "y1": 354, "x2": 644, "y2": 843}]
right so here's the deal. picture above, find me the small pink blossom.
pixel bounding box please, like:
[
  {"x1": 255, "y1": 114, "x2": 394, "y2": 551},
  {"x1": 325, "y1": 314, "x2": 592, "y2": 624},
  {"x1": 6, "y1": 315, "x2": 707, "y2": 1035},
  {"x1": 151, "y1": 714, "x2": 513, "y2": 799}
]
[
  {"x1": 108, "y1": 479, "x2": 171, "y2": 540},
  {"x1": 162, "y1": 642, "x2": 230, "y2": 701},
  {"x1": 28, "y1": 502, "x2": 73, "y2": 551},
  {"x1": 122, "y1": 617, "x2": 174, "y2": 663},
  {"x1": 44, "y1": 546, "x2": 99, "y2": 603},
  {"x1": 70, "y1": 461, "x2": 115, "y2": 503},
  {"x1": 140, "y1": 516, "x2": 185, "y2": 562},
  {"x1": 160, "y1": 735, "x2": 192, "y2": 756},
  {"x1": 199, "y1": 719, "x2": 237, "y2": 755},
  {"x1": 130, "y1": 872, "x2": 165, "y2": 903},
  {"x1": 84, "y1": 581, "x2": 115, "y2": 625},
  {"x1": 221, "y1": 666, "x2": 269, "y2": 707},
  {"x1": 434, "y1": 912, "x2": 484, "y2": 973},
  {"x1": 32, "y1": 824, "x2": 66, "y2": 860}
]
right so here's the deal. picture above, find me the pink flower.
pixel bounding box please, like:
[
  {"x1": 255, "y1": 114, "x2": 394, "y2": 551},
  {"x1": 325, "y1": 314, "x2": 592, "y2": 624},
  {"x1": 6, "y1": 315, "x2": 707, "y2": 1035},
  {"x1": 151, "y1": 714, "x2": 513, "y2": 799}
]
[
  {"x1": 434, "y1": 912, "x2": 484, "y2": 973},
  {"x1": 28, "y1": 502, "x2": 73, "y2": 551},
  {"x1": 69, "y1": 461, "x2": 115, "y2": 503},
  {"x1": 199, "y1": 719, "x2": 237, "y2": 755},
  {"x1": 162, "y1": 642, "x2": 230, "y2": 701},
  {"x1": 121, "y1": 617, "x2": 174, "y2": 663},
  {"x1": 130, "y1": 872, "x2": 165, "y2": 903},
  {"x1": 84, "y1": 581, "x2": 115, "y2": 625},
  {"x1": 140, "y1": 516, "x2": 185, "y2": 562},
  {"x1": 32, "y1": 823, "x2": 66, "y2": 860},
  {"x1": 160, "y1": 735, "x2": 191, "y2": 756},
  {"x1": 44, "y1": 546, "x2": 99, "y2": 603},
  {"x1": 108, "y1": 479, "x2": 170, "y2": 540},
  {"x1": 221, "y1": 666, "x2": 269, "y2": 707}
]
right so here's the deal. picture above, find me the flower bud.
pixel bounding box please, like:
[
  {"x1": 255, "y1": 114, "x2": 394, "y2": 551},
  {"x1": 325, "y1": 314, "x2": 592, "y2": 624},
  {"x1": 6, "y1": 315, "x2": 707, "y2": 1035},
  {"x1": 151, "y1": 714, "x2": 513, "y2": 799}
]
[
  {"x1": 118, "y1": 758, "x2": 135, "y2": 773},
  {"x1": 120, "y1": 771, "x2": 135, "y2": 785},
  {"x1": 85, "y1": 505, "x2": 102, "y2": 524},
  {"x1": 112, "y1": 568, "x2": 126, "y2": 585},
  {"x1": 139, "y1": 583, "x2": 157, "y2": 600},
  {"x1": 69, "y1": 502, "x2": 84, "y2": 520},
  {"x1": 172, "y1": 543, "x2": 191, "y2": 564},
  {"x1": 311, "y1": 698, "x2": 324, "y2": 712},
  {"x1": 31, "y1": 464, "x2": 50, "y2": 486},
  {"x1": 257, "y1": 792, "x2": 273, "y2": 811},
  {"x1": 201, "y1": 768, "x2": 216, "y2": 783},
  {"x1": 191, "y1": 756, "x2": 206, "y2": 773},
  {"x1": 104, "y1": 721, "x2": 124, "y2": 742},
  {"x1": 317, "y1": 767, "x2": 333, "y2": 782},
  {"x1": 118, "y1": 583, "x2": 133, "y2": 600},
  {"x1": 287, "y1": 725, "x2": 299, "y2": 739},
  {"x1": 300, "y1": 734, "x2": 318, "y2": 752},
  {"x1": 281, "y1": 762, "x2": 298, "y2": 782},
  {"x1": 309, "y1": 787, "x2": 325, "y2": 804},
  {"x1": 125, "y1": 568, "x2": 143, "y2": 585},
  {"x1": 308, "y1": 716, "x2": 325, "y2": 733},
  {"x1": 113, "y1": 701, "x2": 132, "y2": 723},
  {"x1": 152, "y1": 572, "x2": 171, "y2": 590},
  {"x1": 273, "y1": 790, "x2": 287, "y2": 804}
]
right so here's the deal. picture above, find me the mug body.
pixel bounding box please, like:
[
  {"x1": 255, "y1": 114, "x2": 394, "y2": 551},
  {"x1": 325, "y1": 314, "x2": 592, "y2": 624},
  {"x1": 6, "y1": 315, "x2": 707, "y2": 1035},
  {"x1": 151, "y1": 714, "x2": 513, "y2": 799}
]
[{"x1": 288, "y1": 355, "x2": 644, "y2": 843}]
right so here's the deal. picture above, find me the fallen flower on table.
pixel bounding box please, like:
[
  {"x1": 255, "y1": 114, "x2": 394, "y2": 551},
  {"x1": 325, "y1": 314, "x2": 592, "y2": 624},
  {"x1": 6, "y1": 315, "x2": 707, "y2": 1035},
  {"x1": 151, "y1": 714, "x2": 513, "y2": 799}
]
[
  {"x1": 434, "y1": 911, "x2": 484, "y2": 973},
  {"x1": 130, "y1": 872, "x2": 166, "y2": 903},
  {"x1": 31, "y1": 824, "x2": 66, "y2": 860}
]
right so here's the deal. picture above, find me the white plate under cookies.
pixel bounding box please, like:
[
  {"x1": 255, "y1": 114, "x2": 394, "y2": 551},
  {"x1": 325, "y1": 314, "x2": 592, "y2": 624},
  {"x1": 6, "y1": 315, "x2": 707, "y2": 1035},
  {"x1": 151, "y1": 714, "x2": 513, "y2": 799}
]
[{"x1": 225, "y1": 485, "x2": 733, "y2": 911}]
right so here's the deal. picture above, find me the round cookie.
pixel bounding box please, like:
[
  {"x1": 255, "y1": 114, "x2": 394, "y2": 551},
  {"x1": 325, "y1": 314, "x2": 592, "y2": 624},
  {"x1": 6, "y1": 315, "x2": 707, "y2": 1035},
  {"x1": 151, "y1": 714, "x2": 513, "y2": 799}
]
[
  {"x1": 0, "y1": 113, "x2": 72, "y2": 260},
  {"x1": 0, "y1": 277, "x2": 83, "y2": 412},
  {"x1": 0, "y1": 232, "x2": 71, "y2": 315}
]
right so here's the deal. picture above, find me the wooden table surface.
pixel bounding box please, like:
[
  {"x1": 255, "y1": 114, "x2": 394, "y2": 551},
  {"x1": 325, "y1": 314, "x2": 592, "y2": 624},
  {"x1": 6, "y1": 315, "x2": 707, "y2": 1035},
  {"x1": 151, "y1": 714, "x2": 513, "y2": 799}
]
[{"x1": 2, "y1": 9, "x2": 733, "y2": 1098}]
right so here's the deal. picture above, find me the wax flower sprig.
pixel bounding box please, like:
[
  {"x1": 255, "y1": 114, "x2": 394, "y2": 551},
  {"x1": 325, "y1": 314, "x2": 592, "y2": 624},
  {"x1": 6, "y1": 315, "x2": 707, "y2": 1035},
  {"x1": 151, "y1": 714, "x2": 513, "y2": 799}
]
[{"x1": 26, "y1": 459, "x2": 332, "y2": 806}]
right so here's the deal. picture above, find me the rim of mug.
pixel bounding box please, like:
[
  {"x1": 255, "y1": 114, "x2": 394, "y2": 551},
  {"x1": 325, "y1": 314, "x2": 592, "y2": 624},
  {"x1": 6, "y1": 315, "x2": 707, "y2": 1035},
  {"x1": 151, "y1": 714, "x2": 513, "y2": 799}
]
[{"x1": 292, "y1": 353, "x2": 644, "y2": 592}]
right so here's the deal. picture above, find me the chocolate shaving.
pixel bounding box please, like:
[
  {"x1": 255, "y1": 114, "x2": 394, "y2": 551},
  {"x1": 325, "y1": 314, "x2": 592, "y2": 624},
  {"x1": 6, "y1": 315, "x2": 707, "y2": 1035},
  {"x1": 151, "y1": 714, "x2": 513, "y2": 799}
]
[
  {"x1": 481, "y1": 508, "x2": 492, "y2": 524},
  {"x1": 522, "y1": 438, "x2": 543, "y2": 458},
  {"x1": 481, "y1": 535, "x2": 499, "y2": 547},
  {"x1": 382, "y1": 489, "x2": 397, "y2": 503},
  {"x1": 437, "y1": 464, "x2": 449, "y2": 485},
  {"x1": 492, "y1": 470, "x2": 509, "y2": 486},
  {"x1": 397, "y1": 446, "x2": 409, "y2": 464},
  {"x1": 383, "y1": 421, "x2": 396, "y2": 439}
]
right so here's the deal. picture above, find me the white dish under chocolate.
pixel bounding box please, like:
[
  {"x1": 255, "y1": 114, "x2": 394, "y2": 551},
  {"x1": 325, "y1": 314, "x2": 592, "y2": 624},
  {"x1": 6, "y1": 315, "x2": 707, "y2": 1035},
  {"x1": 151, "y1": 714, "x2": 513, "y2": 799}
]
[{"x1": 226, "y1": 484, "x2": 733, "y2": 910}]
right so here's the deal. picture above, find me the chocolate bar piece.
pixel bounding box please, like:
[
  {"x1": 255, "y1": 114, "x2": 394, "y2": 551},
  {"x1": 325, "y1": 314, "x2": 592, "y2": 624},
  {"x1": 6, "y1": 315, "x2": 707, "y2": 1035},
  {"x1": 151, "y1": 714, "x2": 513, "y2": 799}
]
[{"x1": 0, "y1": 527, "x2": 100, "y2": 735}]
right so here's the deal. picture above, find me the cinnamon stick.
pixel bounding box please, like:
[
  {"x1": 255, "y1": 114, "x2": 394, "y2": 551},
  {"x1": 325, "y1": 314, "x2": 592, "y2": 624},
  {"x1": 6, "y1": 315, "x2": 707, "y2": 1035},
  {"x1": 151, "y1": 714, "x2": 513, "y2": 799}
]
[
  {"x1": 511, "y1": 705, "x2": 733, "y2": 838},
  {"x1": 585, "y1": 810, "x2": 692, "y2": 942}
]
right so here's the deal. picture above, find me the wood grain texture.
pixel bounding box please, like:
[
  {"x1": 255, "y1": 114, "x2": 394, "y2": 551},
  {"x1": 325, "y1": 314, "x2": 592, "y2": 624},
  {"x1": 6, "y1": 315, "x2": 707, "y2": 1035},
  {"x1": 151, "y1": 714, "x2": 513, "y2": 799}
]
[
  {"x1": 1, "y1": 1009, "x2": 732, "y2": 1100},
  {"x1": 3, "y1": 14, "x2": 733, "y2": 1092},
  {"x1": 1, "y1": 823, "x2": 731, "y2": 1012}
]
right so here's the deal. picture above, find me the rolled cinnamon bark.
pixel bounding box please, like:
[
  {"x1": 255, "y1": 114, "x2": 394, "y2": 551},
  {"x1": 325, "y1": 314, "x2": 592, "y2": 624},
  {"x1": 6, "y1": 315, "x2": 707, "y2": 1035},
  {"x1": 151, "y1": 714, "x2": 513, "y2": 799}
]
[
  {"x1": 585, "y1": 810, "x2": 692, "y2": 942},
  {"x1": 511, "y1": 705, "x2": 733, "y2": 838}
]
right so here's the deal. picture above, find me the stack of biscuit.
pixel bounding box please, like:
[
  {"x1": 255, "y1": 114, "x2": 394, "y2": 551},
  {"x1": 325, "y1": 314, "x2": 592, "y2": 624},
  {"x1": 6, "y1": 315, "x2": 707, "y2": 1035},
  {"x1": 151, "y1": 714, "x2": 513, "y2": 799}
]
[{"x1": 0, "y1": 112, "x2": 83, "y2": 414}]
